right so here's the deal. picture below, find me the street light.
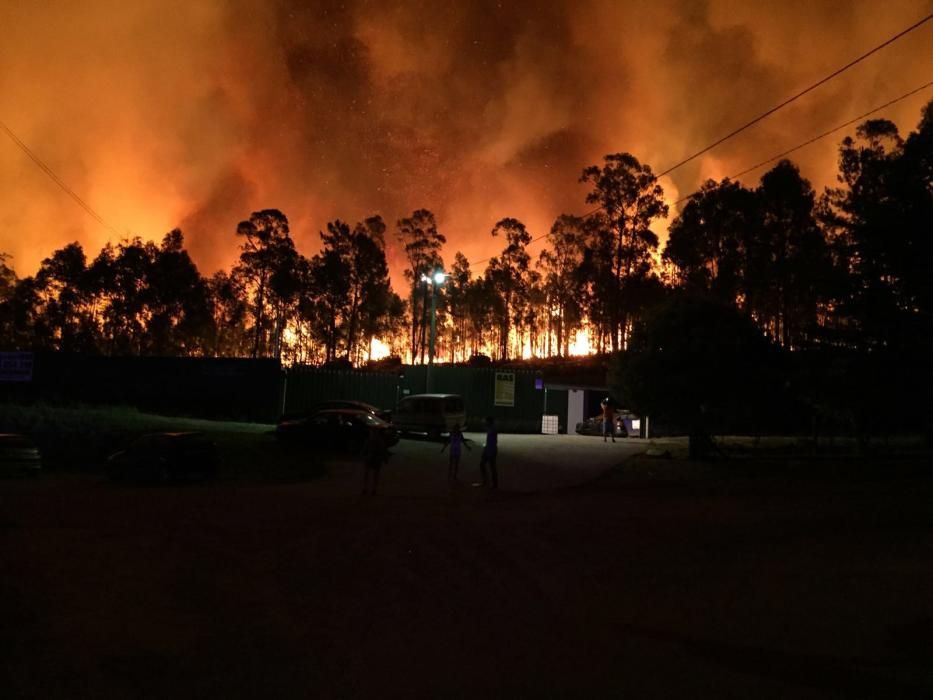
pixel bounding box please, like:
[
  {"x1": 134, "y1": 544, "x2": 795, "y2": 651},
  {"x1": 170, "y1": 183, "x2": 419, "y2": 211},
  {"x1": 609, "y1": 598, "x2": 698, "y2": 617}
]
[{"x1": 420, "y1": 269, "x2": 446, "y2": 391}]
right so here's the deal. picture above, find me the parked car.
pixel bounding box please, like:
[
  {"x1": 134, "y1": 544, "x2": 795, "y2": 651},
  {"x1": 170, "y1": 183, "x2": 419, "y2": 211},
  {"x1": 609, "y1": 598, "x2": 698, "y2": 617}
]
[
  {"x1": 575, "y1": 411, "x2": 629, "y2": 437},
  {"x1": 275, "y1": 409, "x2": 399, "y2": 451},
  {"x1": 107, "y1": 432, "x2": 218, "y2": 483},
  {"x1": 0, "y1": 433, "x2": 42, "y2": 477},
  {"x1": 309, "y1": 400, "x2": 392, "y2": 422},
  {"x1": 393, "y1": 394, "x2": 466, "y2": 438}
]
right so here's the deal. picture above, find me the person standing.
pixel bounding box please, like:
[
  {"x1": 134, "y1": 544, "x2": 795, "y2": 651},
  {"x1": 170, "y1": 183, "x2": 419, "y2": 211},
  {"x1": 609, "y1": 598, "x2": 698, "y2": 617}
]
[
  {"x1": 601, "y1": 398, "x2": 616, "y2": 443},
  {"x1": 361, "y1": 426, "x2": 388, "y2": 495},
  {"x1": 440, "y1": 423, "x2": 471, "y2": 483},
  {"x1": 479, "y1": 416, "x2": 498, "y2": 489}
]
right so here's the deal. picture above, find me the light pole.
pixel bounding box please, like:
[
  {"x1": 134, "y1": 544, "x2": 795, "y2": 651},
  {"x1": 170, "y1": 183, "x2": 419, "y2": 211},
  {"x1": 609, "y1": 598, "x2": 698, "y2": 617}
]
[{"x1": 420, "y1": 270, "x2": 446, "y2": 392}]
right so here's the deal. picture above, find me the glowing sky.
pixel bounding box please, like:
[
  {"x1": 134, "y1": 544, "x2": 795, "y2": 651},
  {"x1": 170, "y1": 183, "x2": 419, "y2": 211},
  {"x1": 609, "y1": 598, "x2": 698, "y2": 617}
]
[{"x1": 2, "y1": 0, "x2": 931, "y2": 289}]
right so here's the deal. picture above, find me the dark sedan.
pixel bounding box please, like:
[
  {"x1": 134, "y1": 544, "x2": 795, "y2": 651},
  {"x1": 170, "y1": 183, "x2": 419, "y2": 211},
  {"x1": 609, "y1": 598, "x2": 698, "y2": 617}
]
[
  {"x1": 275, "y1": 409, "x2": 399, "y2": 451},
  {"x1": 306, "y1": 400, "x2": 392, "y2": 422},
  {"x1": 107, "y1": 432, "x2": 218, "y2": 483}
]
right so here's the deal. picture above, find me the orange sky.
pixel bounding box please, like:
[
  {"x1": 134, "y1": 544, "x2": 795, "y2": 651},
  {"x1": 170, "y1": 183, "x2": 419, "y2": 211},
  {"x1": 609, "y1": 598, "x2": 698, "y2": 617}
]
[{"x1": 2, "y1": 0, "x2": 932, "y2": 291}]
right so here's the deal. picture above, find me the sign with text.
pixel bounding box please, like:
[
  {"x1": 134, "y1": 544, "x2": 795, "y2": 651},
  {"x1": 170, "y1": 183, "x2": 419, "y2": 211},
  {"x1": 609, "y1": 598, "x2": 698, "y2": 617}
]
[
  {"x1": 0, "y1": 352, "x2": 34, "y2": 382},
  {"x1": 494, "y1": 371, "x2": 515, "y2": 407}
]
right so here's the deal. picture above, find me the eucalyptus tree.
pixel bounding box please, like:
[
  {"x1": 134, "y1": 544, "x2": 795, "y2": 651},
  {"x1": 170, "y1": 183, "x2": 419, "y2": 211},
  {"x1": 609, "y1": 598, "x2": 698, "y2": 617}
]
[
  {"x1": 664, "y1": 179, "x2": 759, "y2": 306},
  {"x1": 208, "y1": 269, "x2": 251, "y2": 357},
  {"x1": 445, "y1": 252, "x2": 472, "y2": 361},
  {"x1": 485, "y1": 218, "x2": 533, "y2": 359},
  {"x1": 539, "y1": 214, "x2": 587, "y2": 356},
  {"x1": 395, "y1": 209, "x2": 445, "y2": 363},
  {"x1": 87, "y1": 238, "x2": 157, "y2": 355},
  {"x1": 32, "y1": 242, "x2": 98, "y2": 352},
  {"x1": 580, "y1": 153, "x2": 668, "y2": 350},
  {"x1": 349, "y1": 216, "x2": 396, "y2": 363},
  {"x1": 756, "y1": 160, "x2": 830, "y2": 349},
  {"x1": 577, "y1": 213, "x2": 616, "y2": 353},
  {"x1": 234, "y1": 209, "x2": 297, "y2": 358},
  {"x1": 307, "y1": 220, "x2": 353, "y2": 363},
  {"x1": 821, "y1": 108, "x2": 933, "y2": 351},
  {"x1": 142, "y1": 230, "x2": 214, "y2": 356}
]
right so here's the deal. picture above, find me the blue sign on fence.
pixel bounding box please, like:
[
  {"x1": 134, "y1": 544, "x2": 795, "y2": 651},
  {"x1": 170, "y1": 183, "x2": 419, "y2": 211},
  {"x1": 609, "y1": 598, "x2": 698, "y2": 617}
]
[{"x1": 0, "y1": 352, "x2": 34, "y2": 382}]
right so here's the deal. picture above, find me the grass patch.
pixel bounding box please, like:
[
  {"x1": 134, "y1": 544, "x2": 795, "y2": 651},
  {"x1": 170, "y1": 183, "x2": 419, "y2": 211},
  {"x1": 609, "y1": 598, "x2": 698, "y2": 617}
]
[{"x1": 0, "y1": 402, "x2": 324, "y2": 480}]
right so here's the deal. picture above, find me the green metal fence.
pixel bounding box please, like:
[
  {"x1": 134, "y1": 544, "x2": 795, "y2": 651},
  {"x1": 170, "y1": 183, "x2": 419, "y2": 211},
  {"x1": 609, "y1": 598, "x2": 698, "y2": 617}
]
[{"x1": 284, "y1": 364, "x2": 554, "y2": 432}]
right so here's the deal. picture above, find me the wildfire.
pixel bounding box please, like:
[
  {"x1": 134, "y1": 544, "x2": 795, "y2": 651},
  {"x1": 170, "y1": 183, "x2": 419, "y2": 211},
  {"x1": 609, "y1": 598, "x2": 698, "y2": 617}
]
[
  {"x1": 367, "y1": 337, "x2": 392, "y2": 361},
  {"x1": 568, "y1": 329, "x2": 594, "y2": 356}
]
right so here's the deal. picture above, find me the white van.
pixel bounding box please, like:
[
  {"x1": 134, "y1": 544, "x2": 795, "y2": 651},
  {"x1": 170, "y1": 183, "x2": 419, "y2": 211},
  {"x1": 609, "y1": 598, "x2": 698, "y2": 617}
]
[{"x1": 393, "y1": 394, "x2": 466, "y2": 438}]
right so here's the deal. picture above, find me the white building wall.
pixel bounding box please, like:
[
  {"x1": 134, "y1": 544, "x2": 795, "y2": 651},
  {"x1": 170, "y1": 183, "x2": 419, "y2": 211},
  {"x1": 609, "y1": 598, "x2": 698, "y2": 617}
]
[{"x1": 567, "y1": 389, "x2": 585, "y2": 432}]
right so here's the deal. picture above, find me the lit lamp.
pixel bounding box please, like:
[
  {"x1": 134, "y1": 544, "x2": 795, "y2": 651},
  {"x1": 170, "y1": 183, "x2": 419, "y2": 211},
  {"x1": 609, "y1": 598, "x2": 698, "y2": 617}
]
[{"x1": 421, "y1": 269, "x2": 446, "y2": 392}]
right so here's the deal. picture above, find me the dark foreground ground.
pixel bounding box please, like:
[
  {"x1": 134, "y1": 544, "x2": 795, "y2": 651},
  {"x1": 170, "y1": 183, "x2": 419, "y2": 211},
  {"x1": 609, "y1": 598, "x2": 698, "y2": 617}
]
[{"x1": 3, "y1": 447, "x2": 933, "y2": 699}]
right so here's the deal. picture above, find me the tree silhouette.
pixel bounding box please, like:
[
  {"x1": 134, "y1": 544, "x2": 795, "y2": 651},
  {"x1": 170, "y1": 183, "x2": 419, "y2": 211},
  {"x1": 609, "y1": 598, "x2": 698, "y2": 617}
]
[
  {"x1": 145, "y1": 230, "x2": 215, "y2": 356},
  {"x1": 464, "y1": 275, "x2": 498, "y2": 358},
  {"x1": 235, "y1": 209, "x2": 297, "y2": 358},
  {"x1": 395, "y1": 209, "x2": 445, "y2": 363},
  {"x1": 208, "y1": 269, "x2": 251, "y2": 357},
  {"x1": 666, "y1": 163, "x2": 831, "y2": 349},
  {"x1": 445, "y1": 252, "x2": 472, "y2": 361},
  {"x1": 349, "y1": 216, "x2": 396, "y2": 363},
  {"x1": 89, "y1": 239, "x2": 156, "y2": 354},
  {"x1": 577, "y1": 213, "x2": 617, "y2": 353},
  {"x1": 822, "y1": 119, "x2": 914, "y2": 350},
  {"x1": 539, "y1": 214, "x2": 587, "y2": 356},
  {"x1": 307, "y1": 220, "x2": 353, "y2": 362},
  {"x1": 611, "y1": 296, "x2": 778, "y2": 458},
  {"x1": 32, "y1": 242, "x2": 97, "y2": 352},
  {"x1": 665, "y1": 179, "x2": 758, "y2": 305},
  {"x1": 581, "y1": 153, "x2": 668, "y2": 351},
  {"x1": 756, "y1": 161, "x2": 830, "y2": 348},
  {"x1": 3, "y1": 97, "x2": 929, "y2": 378},
  {"x1": 486, "y1": 218, "x2": 533, "y2": 359}
]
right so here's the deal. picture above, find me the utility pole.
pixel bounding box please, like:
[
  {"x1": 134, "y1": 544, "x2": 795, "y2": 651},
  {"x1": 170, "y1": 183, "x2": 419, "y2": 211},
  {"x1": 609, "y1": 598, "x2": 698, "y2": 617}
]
[
  {"x1": 422, "y1": 270, "x2": 446, "y2": 393},
  {"x1": 429, "y1": 282, "x2": 437, "y2": 367}
]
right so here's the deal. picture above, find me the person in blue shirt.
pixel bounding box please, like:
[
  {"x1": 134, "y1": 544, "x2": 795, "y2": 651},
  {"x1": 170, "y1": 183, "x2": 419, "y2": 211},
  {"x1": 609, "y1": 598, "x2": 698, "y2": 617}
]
[
  {"x1": 440, "y1": 423, "x2": 471, "y2": 483},
  {"x1": 479, "y1": 416, "x2": 498, "y2": 489}
]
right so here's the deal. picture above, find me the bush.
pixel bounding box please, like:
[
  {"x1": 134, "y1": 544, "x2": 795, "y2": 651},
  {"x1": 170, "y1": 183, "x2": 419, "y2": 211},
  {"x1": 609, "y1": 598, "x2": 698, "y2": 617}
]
[{"x1": 610, "y1": 297, "x2": 781, "y2": 458}]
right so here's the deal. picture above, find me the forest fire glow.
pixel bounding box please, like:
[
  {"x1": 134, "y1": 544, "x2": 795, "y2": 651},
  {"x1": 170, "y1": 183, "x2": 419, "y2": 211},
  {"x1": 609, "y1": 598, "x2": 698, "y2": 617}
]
[
  {"x1": 568, "y1": 330, "x2": 594, "y2": 357},
  {"x1": 1, "y1": 2, "x2": 931, "y2": 368},
  {"x1": 367, "y1": 338, "x2": 392, "y2": 362}
]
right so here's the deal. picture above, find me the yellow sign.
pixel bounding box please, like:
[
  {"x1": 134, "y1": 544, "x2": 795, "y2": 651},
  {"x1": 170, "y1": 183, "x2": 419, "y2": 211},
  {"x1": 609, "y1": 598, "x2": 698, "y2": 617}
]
[{"x1": 494, "y1": 371, "x2": 515, "y2": 407}]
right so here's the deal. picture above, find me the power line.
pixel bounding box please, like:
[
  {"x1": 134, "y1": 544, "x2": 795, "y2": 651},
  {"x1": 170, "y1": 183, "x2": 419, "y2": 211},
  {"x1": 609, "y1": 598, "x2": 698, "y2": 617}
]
[
  {"x1": 0, "y1": 118, "x2": 119, "y2": 236},
  {"x1": 674, "y1": 78, "x2": 933, "y2": 205},
  {"x1": 468, "y1": 78, "x2": 933, "y2": 270},
  {"x1": 656, "y1": 11, "x2": 933, "y2": 178},
  {"x1": 467, "y1": 15, "x2": 931, "y2": 270}
]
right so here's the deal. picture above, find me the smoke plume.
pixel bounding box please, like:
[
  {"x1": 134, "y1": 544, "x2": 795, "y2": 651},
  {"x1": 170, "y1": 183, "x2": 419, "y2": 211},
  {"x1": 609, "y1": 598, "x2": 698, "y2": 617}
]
[{"x1": 2, "y1": 0, "x2": 931, "y2": 286}]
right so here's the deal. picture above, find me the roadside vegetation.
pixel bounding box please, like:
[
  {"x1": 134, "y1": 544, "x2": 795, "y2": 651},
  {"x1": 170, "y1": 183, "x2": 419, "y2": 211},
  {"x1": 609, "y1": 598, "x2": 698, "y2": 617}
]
[{"x1": 0, "y1": 402, "x2": 322, "y2": 480}]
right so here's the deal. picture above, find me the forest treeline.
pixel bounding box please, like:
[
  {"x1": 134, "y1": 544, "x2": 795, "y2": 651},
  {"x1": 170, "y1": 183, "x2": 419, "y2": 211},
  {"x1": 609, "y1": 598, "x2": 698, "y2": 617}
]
[{"x1": 1, "y1": 100, "x2": 930, "y2": 369}]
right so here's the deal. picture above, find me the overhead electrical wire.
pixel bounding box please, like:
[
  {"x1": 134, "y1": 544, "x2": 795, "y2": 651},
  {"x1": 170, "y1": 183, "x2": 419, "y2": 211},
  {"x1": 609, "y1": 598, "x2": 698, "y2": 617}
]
[
  {"x1": 656, "y1": 11, "x2": 932, "y2": 177},
  {"x1": 0, "y1": 119, "x2": 119, "y2": 236},
  {"x1": 467, "y1": 11, "x2": 933, "y2": 270},
  {"x1": 468, "y1": 78, "x2": 933, "y2": 269},
  {"x1": 674, "y1": 78, "x2": 933, "y2": 204}
]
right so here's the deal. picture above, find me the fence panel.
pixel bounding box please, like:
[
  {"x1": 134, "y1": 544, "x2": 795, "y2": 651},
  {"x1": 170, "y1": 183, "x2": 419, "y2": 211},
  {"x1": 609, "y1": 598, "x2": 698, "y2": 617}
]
[{"x1": 284, "y1": 364, "x2": 547, "y2": 432}]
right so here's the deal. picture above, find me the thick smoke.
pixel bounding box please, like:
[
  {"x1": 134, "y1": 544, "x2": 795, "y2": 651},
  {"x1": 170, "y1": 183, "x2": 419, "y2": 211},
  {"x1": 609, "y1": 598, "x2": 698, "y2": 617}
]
[{"x1": 1, "y1": 0, "x2": 931, "y2": 285}]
